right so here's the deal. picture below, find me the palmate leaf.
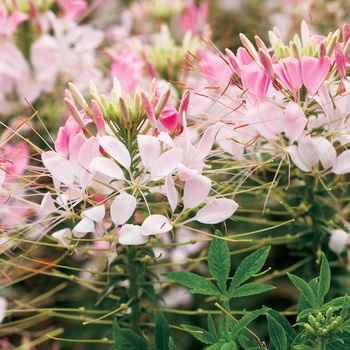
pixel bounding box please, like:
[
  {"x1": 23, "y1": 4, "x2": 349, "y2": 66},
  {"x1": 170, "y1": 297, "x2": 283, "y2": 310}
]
[
  {"x1": 162, "y1": 271, "x2": 221, "y2": 298},
  {"x1": 229, "y1": 246, "x2": 271, "y2": 292},
  {"x1": 208, "y1": 230, "x2": 230, "y2": 293},
  {"x1": 181, "y1": 324, "x2": 217, "y2": 345},
  {"x1": 113, "y1": 319, "x2": 148, "y2": 350},
  {"x1": 230, "y1": 308, "x2": 268, "y2": 341},
  {"x1": 155, "y1": 311, "x2": 173, "y2": 350},
  {"x1": 266, "y1": 309, "x2": 296, "y2": 347},
  {"x1": 228, "y1": 282, "x2": 275, "y2": 299},
  {"x1": 287, "y1": 273, "x2": 317, "y2": 309},
  {"x1": 267, "y1": 314, "x2": 287, "y2": 350}
]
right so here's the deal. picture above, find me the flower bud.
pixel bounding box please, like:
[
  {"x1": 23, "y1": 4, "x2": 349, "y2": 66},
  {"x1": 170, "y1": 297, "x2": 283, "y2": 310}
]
[{"x1": 304, "y1": 323, "x2": 315, "y2": 334}]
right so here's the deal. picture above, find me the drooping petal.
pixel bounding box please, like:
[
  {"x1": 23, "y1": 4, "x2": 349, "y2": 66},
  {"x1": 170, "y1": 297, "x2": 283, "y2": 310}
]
[
  {"x1": 284, "y1": 102, "x2": 307, "y2": 143},
  {"x1": 42, "y1": 152, "x2": 75, "y2": 186},
  {"x1": 165, "y1": 175, "x2": 178, "y2": 212},
  {"x1": 150, "y1": 148, "x2": 183, "y2": 180},
  {"x1": 191, "y1": 198, "x2": 238, "y2": 224},
  {"x1": 137, "y1": 134, "x2": 160, "y2": 170},
  {"x1": 183, "y1": 175, "x2": 211, "y2": 209},
  {"x1": 118, "y1": 224, "x2": 149, "y2": 245},
  {"x1": 52, "y1": 228, "x2": 72, "y2": 246},
  {"x1": 194, "y1": 125, "x2": 217, "y2": 163},
  {"x1": 141, "y1": 215, "x2": 172, "y2": 235},
  {"x1": 332, "y1": 151, "x2": 350, "y2": 174},
  {"x1": 72, "y1": 217, "x2": 94, "y2": 237},
  {"x1": 314, "y1": 137, "x2": 337, "y2": 170},
  {"x1": 89, "y1": 157, "x2": 125, "y2": 179},
  {"x1": 40, "y1": 192, "x2": 57, "y2": 217},
  {"x1": 110, "y1": 192, "x2": 136, "y2": 226},
  {"x1": 82, "y1": 205, "x2": 105, "y2": 223},
  {"x1": 99, "y1": 135, "x2": 131, "y2": 169}
]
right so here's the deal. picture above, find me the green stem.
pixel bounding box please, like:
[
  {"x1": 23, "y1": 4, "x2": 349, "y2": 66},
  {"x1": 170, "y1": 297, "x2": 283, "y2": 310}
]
[{"x1": 128, "y1": 247, "x2": 142, "y2": 335}]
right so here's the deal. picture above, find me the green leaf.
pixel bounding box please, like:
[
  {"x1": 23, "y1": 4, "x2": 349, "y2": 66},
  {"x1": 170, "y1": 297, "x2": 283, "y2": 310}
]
[
  {"x1": 229, "y1": 246, "x2": 270, "y2": 291},
  {"x1": 206, "y1": 340, "x2": 235, "y2": 350},
  {"x1": 113, "y1": 319, "x2": 148, "y2": 350},
  {"x1": 228, "y1": 283, "x2": 275, "y2": 299},
  {"x1": 317, "y1": 253, "x2": 331, "y2": 307},
  {"x1": 338, "y1": 319, "x2": 350, "y2": 332},
  {"x1": 267, "y1": 314, "x2": 287, "y2": 350},
  {"x1": 168, "y1": 337, "x2": 177, "y2": 350},
  {"x1": 266, "y1": 309, "x2": 296, "y2": 346},
  {"x1": 340, "y1": 294, "x2": 349, "y2": 320},
  {"x1": 181, "y1": 324, "x2": 217, "y2": 345},
  {"x1": 155, "y1": 311, "x2": 173, "y2": 350},
  {"x1": 230, "y1": 308, "x2": 267, "y2": 341},
  {"x1": 162, "y1": 271, "x2": 221, "y2": 298},
  {"x1": 287, "y1": 273, "x2": 317, "y2": 309},
  {"x1": 207, "y1": 312, "x2": 218, "y2": 342},
  {"x1": 297, "y1": 308, "x2": 316, "y2": 322},
  {"x1": 293, "y1": 345, "x2": 315, "y2": 350},
  {"x1": 208, "y1": 230, "x2": 230, "y2": 293},
  {"x1": 221, "y1": 341, "x2": 237, "y2": 349},
  {"x1": 323, "y1": 296, "x2": 350, "y2": 312}
]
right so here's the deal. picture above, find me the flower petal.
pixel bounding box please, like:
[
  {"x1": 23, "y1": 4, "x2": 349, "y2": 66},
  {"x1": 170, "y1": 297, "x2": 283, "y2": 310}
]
[
  {"x1": 118, "y1": 224, "x2": 149, "y2": 245},
  {"x1": 99, "y1": 135, "x2": 131, "y2": 169},
  {"x1": 137, "y1": 134, "x2": 160, "y2": 169},
  {"x1": 110, "y1": 192, "x2": 136, "y2": 226},
  {"x1": 151, "y1": 148, "x2": 183, "y2": 180},
  {"x1": 52, "y1": 228, "x2": 72, "y2": 246},
  {"x1": 192, "y1": 198, "x2": 238, "y2": 224},
  {"x1": 72, "y1": 217, "x2": 94, "y2": 237},
  {"x1": 183, "y1": 175, "x2": 211, "y2": 209},
  {"x1": 89, "y1": 157, "x2": 125, "y2": 179},
  {"x1": 82, "y1": 205, "x2": 105, "y2": 223},
  {"x1": 141, "y1": 215, "x2": 172, "y2": 235}
]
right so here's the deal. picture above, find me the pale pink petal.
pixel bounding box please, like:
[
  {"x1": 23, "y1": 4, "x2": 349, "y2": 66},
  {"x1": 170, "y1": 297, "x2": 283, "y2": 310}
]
[
  {"x1": 82, "y1": 205, "x2": 105, "y2": 223},
  {"x1": 141, "y1": 215, "x2": 172, "y2": 235},
  {"x1": 329, "y1": 229, "x2": 348, "y2": 254},
  {"x1": 40, "y1": 192, "x2": 57, "y2": 217},
  {"x1": 110, "y1": 192, "x2": 136, "y2": 226},
  {"x1": 42, "y1": 154, "x2": 75, "y2": 186},
  {"x1": 73, "y1": 217, "x2": 94, "y2": 237},
  {"x1": 137, "y1": 135, "x2": 160, "y2": 169},
  {"x1": 89, "y1": 157, "x2": 125, "y2": 179},
  {"x1": 194, "y1": 125, "x2": 217, "y2": 162},
  {"x1": 0, "y1": 297, "x2": 7, "y2": 324},
  {"x1": 151, "y1": 148, "x2": 183, "y2": 180},
  {"x1": 118, "y1": 224, "x2": 149, "y2": 245},
  {"x1": 183, "y1": 175, "x2": 211, "y2": 209},
  {"x1": 301, "y1": 56, "x2": 330, "y2": 96},
  {"x1": 99, "y1": 135, "x2": 131, "y2": 169},
  {"x1": 191, "y1": 198, "x2": 238, "y2": 224},
  {"x1": 165, "y1": 175, "x2": 178, "y2": 212},
  {"x1": 248, "y1": 106, "x2": 276, "y2": 140},
  {"x1": 286, "y1": 145, "x2": 314, "y2": 172},
  {"x1": 52, "y1": 228, "x2": 72, "y2": 246},
  {"x1": 314, "y1": 137, "x2": 337, "y2": 170},
  {"x1": 284, "y1": 102, "x2": 307, "y2": 143},
  {"x1": 333, "y1": 151, "x2": 350, "y2": 174}
]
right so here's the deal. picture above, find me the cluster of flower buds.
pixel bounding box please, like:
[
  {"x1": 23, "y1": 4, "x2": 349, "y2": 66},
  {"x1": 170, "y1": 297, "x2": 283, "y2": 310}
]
[{"x1": 304, "y1": 308, "x2": 343, "y2": 336}]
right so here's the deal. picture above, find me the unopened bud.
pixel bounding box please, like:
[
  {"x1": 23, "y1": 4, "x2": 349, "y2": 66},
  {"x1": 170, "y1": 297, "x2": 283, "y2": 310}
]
[
  {"x1": 308, "y1": 315, "x2": 316, "y2": 327},
  {"x1": 326, "y1": 307, "x2": 333, "y2": 320},
  {"x1": 304, "y1": 323, "x2": 315, "y2": 334},
  {"x1": 155, "y1": 84, "x2": 171, "y2": 117},
  {"x1": 119, "y1": 97, "x2": 132, "y2": 129}
]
